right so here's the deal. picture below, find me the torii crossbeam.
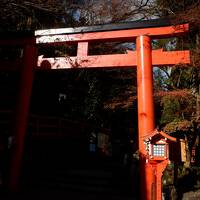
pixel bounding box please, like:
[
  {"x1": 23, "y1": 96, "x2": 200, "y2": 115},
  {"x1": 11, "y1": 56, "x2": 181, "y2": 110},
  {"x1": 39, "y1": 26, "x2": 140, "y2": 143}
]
[
  {"x1": 35, "y1": 20, "x2": 189, "y2": 69},
  {"x1": 0, "y1": 18, "x2": 190, "y2": 199}
]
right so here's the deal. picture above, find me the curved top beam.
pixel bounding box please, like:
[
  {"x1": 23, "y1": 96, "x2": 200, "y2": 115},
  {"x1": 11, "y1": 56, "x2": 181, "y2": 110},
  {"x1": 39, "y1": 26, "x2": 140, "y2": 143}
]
[
  {"x1": 36, "y1": 24, "x2": 189, "y2": 44},
  {"x1": 0, "y1": 18, "x2": 189, "y2": 46},
  {"x1": 35, "y1": 18, "x2": 186, "y2": 36}
]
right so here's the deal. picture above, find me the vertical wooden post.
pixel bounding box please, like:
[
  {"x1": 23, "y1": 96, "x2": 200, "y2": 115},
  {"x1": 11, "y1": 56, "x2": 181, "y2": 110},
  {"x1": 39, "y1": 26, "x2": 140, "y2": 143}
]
[
  {"x1": 156, "y1": 160, "x2": 168, "y2": 200},
  {"x1": 77, "y1": 42, "x2": 88, "y2": 57},
  {"x1": 136, "y1": 35, "x2": 155, "y2": 200},
  {"x1": 156, "y1": 172, "x2": 162, "y2": 200},
  {"x1": 9, "y1": 40, "x2": 37, "y2": 191}
]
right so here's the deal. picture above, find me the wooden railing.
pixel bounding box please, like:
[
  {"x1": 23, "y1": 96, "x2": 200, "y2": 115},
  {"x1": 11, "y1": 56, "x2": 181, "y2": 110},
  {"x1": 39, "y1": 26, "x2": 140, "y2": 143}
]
[
  {"x1": 0, "y1": 110, "x2": 110, "y2": 138},
  {"x1": 27, "y1": 114, "x2": 89, "y2": 138}
]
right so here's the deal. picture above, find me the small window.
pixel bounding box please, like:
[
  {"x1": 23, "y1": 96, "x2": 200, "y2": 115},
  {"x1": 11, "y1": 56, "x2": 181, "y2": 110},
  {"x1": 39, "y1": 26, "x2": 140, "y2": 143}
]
[{"x1": 153, "y1": 144, "x2": 165, "y2": 157}]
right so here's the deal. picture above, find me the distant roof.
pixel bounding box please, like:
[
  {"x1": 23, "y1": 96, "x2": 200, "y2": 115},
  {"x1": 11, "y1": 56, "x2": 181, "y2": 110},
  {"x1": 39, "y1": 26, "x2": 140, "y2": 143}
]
[{"x1": 35, "y1": 18, "x2": 179, "y2": 36}]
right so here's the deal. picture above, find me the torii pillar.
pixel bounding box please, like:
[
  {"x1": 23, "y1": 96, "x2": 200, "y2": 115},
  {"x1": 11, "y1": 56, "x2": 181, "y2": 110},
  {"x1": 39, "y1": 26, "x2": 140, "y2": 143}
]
[
  {"x1": 9, "y1": 39, "x2": 37, "y2": 191},
  {"x1": 136, "y1": 35, "x2": 155, "y2": 200}
]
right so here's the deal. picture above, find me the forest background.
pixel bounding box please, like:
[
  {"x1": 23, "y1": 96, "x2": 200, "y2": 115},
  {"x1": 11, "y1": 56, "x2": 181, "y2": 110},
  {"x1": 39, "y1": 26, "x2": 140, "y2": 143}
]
[{"x1": 1, "y1": 0, "x2": 200, "y2": 167}]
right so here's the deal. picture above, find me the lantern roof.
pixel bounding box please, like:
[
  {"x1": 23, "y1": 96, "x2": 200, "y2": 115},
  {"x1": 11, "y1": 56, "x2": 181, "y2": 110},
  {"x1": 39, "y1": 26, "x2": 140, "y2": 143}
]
[{"x1": 144, "y1": 129, "x2": 177, "y2": 143}]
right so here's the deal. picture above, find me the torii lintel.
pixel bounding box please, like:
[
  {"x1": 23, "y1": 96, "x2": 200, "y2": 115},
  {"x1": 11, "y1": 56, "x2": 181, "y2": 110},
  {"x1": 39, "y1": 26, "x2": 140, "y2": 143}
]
[
  {"x1": 35, "y1": 18, "x2": 190, "y2": 69},
  {"x1": 37, "y1": 49, "x2": 190, "y2": 69}
]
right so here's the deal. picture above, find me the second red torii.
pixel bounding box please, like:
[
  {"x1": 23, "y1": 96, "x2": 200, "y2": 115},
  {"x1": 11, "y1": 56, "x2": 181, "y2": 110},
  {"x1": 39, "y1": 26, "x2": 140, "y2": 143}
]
[{"x1": 35, "y1": 20, "x2": 190, "y2": 200}]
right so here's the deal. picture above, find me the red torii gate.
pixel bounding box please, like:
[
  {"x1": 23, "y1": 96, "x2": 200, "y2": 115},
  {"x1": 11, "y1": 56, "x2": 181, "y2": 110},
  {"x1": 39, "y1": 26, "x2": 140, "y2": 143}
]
[{"x1": 1, "y1": 18, "x2": 189, "y2": 199}]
